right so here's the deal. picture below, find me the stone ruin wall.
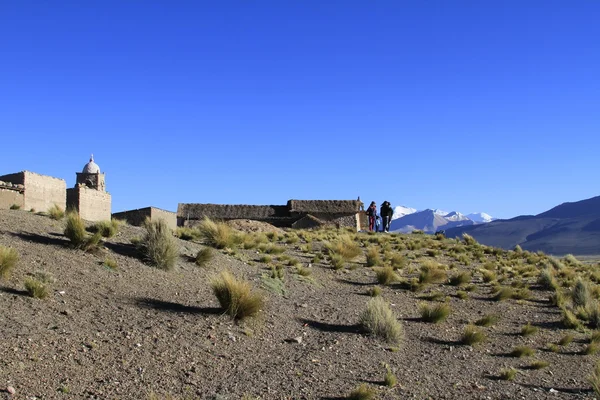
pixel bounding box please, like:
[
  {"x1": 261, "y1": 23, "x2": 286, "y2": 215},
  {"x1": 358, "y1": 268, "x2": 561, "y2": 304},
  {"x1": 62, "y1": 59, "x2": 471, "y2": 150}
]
[
  {"x1": 113, "y1": 207, "x2": 177, "y2": 230},
  {"x1": 0, "y1": 172, "x2": 65, "y2": 212},
  {"x1": 67, "y1": 186, "x2": 111, "y2": 222},
  {"x1": 0, "y1": 187, "x2": 24, "y2": 209}
]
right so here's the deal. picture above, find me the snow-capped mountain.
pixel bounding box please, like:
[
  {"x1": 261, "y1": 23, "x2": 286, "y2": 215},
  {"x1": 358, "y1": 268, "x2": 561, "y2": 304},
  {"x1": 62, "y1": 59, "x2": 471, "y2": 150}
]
[
  {"x1": 466, "y1": 212, "x2": 495, "y2": 223},
  {"x1": 387, "y1": 204, "x2": 495, "y2": 233},
  {"x1": 392, "y1": 205, "x2": 417, "y2": 220}
]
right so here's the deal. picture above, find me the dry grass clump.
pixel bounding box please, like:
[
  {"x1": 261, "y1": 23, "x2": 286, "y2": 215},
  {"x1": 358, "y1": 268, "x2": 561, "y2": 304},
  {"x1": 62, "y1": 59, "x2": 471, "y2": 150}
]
[
  {"x1": 583, "y1": 342, "x2": 600, "y2": 355},
  {"x1": 174, "y1": 227, "x2": 201, "y2": 241},
  {"x1": 461, "y1": 325, "x2": 486, "y2": 346},
  {"x1": 24, "y1": 276, "x2": 49, "y2": 299},
  {"x1": 103, "y1": 257, "x2": 118, "y2": 269},
  {"x1": 64, "y1": 211, "x2": 102, "y2": 251},
  {"x1": 330, "y1": 253, "x2": 345, "y2": 270},
  {"x1": 365, "y1": 246, "x2": 381, "y2": 267},
  {"x1": 510, "y1": 346, "x2": 535, "y2": 357},
  {"x1": 348, "y1": 384, "x2": 376, "y2": 400},
  {"x1": 481, "y1": 269, "x2": 496, "y2": 283},
  {"x1": 326, "y1": 235, "x2": 361, "y2": 261},
  {"x1": 528, "y1": 360, "x2": 549, "y2": 369},
  {"x1": 419, "y1": 302, "x2": 450, "y2": 323},
  {"x1": 383, "y1": 367, "x2": 397, "y2": 387},
  {"x1": 418, "y1": 262, "x2": 447, "y2": 284},
  {"x1": 538, "y1": 267, "x2": 558, "y2": 290},
  {"x1": 499, "y1": 368, "x2": 517, "y2": 381},
  {"x1": 141, "y1": 218, "x2": 179, "y2": 270},
  {"x1": 521, "y1": 322, "x2": 539, "y2": 337},
  {"x1": 374, "y1": 266, "x2": 399, "y2": 285},
  {"x1": 89, "y1": 219, "x2": 120, "y2": 238},
  {"x1": 359, "y1": 297, "x2": 403, "y2": 344},
  {"x1": 474, "y1": 313, "x2": 500, "y2": 327},
  {"x1": 295, "y1": 265, "x2": 312, "y2": 277},
  {"x1": 492, "y1": 286, "x2": 515, "y2": 301},
  {"x1": 462, "y1": 233, "x2": 477, "y2": 245},
  {"x1": 196, "y1": 217, "x2": 238, "y2": 249},
  {"x1": 572, "y1": 279, "x2": 593, "y2": 309},
  {"x1": 195, "y1": 247, "x2": 214, "y2": 267},
  {"x1": 561, "y1": 307, "x2": 583, "y2": 329},
  {"x1": 0, "y1": 246, "x2": 19, "y2": 280},
  {"x1": 47, "y1": 203, "x2": 65, "y2": 220},
  {"x1": 558, "y1": 333, "x2": 574, "y2": 346},
  {"x1": 211, "y1": 271, "x2": 264, "y2": 320},
  {"x1": 367, "y1": 286, "x2": 382, "y2": 297},
  {"x1": 389, "y1": 253, "x2": 407, "y2": 269},
  {"x1": 449, "y1": 271, "x2": 471, "y2": 286}
]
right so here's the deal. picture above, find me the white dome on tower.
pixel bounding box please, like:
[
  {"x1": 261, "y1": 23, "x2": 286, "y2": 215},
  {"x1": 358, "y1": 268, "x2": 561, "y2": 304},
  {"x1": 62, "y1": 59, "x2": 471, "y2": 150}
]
[{"x1": 82, "y1": 154, "x2": 100, "y2": 174}]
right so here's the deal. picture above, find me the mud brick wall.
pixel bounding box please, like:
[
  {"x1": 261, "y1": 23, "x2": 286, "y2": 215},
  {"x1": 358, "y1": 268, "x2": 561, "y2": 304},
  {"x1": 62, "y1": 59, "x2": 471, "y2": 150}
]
[
  {"x1": 67, "y1": 186, "x2": 111, "y2": 222},
  {"x1": 22, "y1": 171, "x2": 66, "y2": 212},
  {"x1": 0, "y1": 188, "x2": 24, "y2": 209},
  {"x1": 113, "y1": 207, "x2": 177, "y2": 230}
]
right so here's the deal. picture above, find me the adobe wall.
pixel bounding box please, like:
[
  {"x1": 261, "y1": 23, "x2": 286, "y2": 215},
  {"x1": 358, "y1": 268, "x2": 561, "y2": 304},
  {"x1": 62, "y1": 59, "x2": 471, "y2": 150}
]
[
  {"x1": 0, "y1": 172, "x2": 25, "y2": 186},
  {"x1": 0, "y1": 188, "x2": 24, "y2": 209},
  {"x1": 67, "y1": 186, "x2": 111, "y2": 222},
  {"x1": 23, "y1": 171, "x2": 66, "y2": 212},
  {"x1": 113, "y1": 207, "x2": 177, "y2": 230}
]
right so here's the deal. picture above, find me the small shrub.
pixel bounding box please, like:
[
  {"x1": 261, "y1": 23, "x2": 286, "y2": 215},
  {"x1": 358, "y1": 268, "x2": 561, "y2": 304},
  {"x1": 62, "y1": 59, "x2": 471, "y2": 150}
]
[
  {"x1": 103, "y1": 257, "x2": 118, "y2": 269},
  {"x1": 24, "y1": 277, "x2": 49, "y2": 299},
  {"x1": 499, "y1": 367, "x2": 517, "y2": 381},
  {"x1": 481, "y1": 270, "x2": 496, "y2": 283},
  {"x1": 547, "y1": 343, "x2": 560, "y2": 353},
  {"x1": 262, "y1": 243, "x2": 285, "y2": 254},
  {"x1": 462, "y1": 233, "x2": 477, "y2": 245},
  {"x1": 589, "y1": 361, "x2": 600, "y2": 397},
  {"x1": 295, "y1": 265, "x2": 312, "y2": 277},
  {"x1": 47, "y1": 204, "x2": 65, "y2": 220},
  {"x1": 521, "y1": 322, "x2": 538, "y2": 337},
  {"x1": 326, "y1": 235, "x2": 361, "y2": 261},
  {"x1": 456, "y1": 290, "x2": 468, "y2": 300},
  {"x1": 510, "y1": 346, "x2": 535, "y2": 357},
  {"x1": 549, "y1": 290, "x2": 566, "y2": 307},
  {"x1": 359, "y1": 297, "x2": 403, "y2": 344},
  {"x1": 365, "y1": 246, "x2": 381, "y2": 267},
  {"x1": 211, "y1": 271, "x2": 264, "y2": 319},
  {"x1": 196, "y1": 217, "x2": 237, "y2": 249},
  {"x1": 374, "y1": 266, "x2": 399, "y2": 285},
  {"x1": 367, "y1": 286, "x2": 382, "y2": 297},
  {"x1": 558, "y1": 333, "x2": 574, "y2": 346},
  {"x1": 418, "y1": 264, "x2": 447, "y2": 284},
  {"x1": 330, "y1": 253, "x2": 345, "y2": 270},
  {"x1": 461, "y1": 325, "x2": 486, "y2": 346},
  {"x1": 538, "y1": 268, "x2": 558, "y2": 290},
  {"x1": 9, "y1": 204, "x2": 20, "y2": 210},
  {"x1": 563, "y1": 254, "x2": 582, "y2": 267},
  {"x1": 174, "y1": 227, "x2": 200, "y2": 241},
  {"x1": 348, "y1": 384, "x2": 376, "y2": 400},
  {"x1": 449, "y1": 271, "x2": 471, "y2": 286},
  {"x1": 258, "y1": 255, "x2": 272, "y2": 264},
  {"x1": 562, "y1": 307, "x2": 582, "y2": 329},
  {"x1": 513, "y1": 287, "x2": 531, "y2": 300},
  {"x1": 64, "y1": 211, "x2": 101, "y2": 250},
  {"x1": 195, "y1": 247, "x2": 214, "y2": 267},
  {"x1": 0, "y1": 246, "x2": 19, "y2": 280},
  {"x1": 141, "y1": 218, "x2": 179, "y2": 270},
  {"x1": 584, "y1": 342, "x2": 600, "y2": 355},
  {"x1": 419, "y1": 302, "x2": 450, "y2": 323}
]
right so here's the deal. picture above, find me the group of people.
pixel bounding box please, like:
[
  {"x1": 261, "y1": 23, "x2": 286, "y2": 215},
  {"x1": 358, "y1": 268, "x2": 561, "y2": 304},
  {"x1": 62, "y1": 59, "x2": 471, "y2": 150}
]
[{"x1": 365, "y1": 200, "x2": 393, "y2": 232}]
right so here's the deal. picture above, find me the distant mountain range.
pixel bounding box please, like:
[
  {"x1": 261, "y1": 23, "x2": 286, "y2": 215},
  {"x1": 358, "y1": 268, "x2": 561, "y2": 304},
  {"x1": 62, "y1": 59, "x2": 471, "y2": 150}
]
[
  {"x1": 444, "y1": 195, "x2": 600, "y2": 255},
  {"x1": 389, "y1": 206, "x2": 496, "y2": 234}
]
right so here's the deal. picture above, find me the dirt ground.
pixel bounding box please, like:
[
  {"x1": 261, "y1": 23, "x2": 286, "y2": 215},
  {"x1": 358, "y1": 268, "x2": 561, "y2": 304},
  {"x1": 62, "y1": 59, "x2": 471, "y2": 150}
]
[{"x1": 0, "y1": 209, "x2": 597, "y2": 399}]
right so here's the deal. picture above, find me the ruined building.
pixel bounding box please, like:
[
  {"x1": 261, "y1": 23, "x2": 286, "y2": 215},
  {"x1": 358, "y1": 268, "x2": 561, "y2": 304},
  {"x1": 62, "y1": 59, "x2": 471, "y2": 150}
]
[
  {"x1": 112, "y1": 207, "x2": 177, "y2": 230},
  {"x1": 0, "y1": 171, "x2": 66, "y2": 212},
  {"x1": 178, "y1": 199, "x2": 368, "y2": 231},
  {"x1": 66, "y1": 155, "x2": 111, "y2": 222}
]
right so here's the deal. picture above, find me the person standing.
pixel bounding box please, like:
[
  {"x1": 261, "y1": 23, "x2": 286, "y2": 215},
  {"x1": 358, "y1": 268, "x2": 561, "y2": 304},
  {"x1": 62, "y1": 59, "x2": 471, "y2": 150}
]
[
  {"x1": 380, "y1": 201, "x2": 393, "y2": 232},
  {"x1": 366, "y1": 201, "x2": 378, "y2": 232}
]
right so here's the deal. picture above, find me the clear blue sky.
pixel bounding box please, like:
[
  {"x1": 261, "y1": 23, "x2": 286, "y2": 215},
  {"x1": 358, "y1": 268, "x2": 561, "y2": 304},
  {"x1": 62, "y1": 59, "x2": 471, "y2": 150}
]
[{"x1": 1, "y1": 1, "x2": 598, "y2": 219}]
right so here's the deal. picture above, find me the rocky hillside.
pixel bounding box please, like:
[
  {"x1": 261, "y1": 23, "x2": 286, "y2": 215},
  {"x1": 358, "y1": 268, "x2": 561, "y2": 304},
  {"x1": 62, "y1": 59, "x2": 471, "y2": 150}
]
[{"x1": 1, "y1": 209, "x2": 599, "y2": 399}]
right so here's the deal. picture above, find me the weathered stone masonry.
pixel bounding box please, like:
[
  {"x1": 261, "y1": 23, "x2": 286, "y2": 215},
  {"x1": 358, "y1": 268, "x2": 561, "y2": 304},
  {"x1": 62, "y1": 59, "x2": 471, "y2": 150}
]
[{"x1": 0, "y1": 171, "x2": 66, "y2": 212}]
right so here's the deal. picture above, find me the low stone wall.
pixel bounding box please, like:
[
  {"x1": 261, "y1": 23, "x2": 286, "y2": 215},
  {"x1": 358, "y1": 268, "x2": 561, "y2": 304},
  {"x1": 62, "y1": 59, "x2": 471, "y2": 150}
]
[
  {"x1": 113, "y1": 207, "x2": 177, "y2": 230},
  {"x1": 0, "y1": 171, "x2": 65, "y2": 212}
]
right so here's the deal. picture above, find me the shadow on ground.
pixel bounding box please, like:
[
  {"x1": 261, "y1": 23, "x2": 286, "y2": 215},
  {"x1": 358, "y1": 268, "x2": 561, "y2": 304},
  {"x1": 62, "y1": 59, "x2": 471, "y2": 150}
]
[
  {"x1": 298, "y1": 318, "x2": 363, "y2": 334},
  {"x1": 10, "y1": 231, "x2": 68, "y2": 247},
  {"x1": 0, "y1": 286, "x2": 29, "y2": 297},
  {"x1": 134, "y1": 297, "x2": 223, "y2": 315}
]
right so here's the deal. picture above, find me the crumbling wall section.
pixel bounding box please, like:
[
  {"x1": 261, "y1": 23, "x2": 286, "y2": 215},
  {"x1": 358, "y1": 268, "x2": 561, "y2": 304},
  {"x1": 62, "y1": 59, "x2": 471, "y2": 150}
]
[
  {"x1": 22, "y1": 171, "x2": 66, "y2": 212},
  {"x1": 113, "y1": 207, "x2": 177, "y2": 230},
  {"x1": 67, "y1": 186, "x2": 111, "y2": 222},
  {"x1": 0, "y1": 187, "x2": 24, "y2": 209}
]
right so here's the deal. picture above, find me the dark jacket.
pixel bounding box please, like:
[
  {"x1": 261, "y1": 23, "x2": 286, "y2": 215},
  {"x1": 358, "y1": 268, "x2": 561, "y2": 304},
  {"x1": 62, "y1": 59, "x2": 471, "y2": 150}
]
[
  {"x1": 380, "y1": 203, "x2": 393, "y2": 219},
  {"x1": 366, "y1": 205, "x2": 377, "y2": 217}
]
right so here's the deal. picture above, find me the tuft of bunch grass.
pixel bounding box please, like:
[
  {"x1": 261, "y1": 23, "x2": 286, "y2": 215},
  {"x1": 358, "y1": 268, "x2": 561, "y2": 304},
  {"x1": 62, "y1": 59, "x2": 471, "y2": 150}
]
[
  {"x1": 24, "y1": 277, "x2": 49, "y2": 299},
  {"x1": 461, "y1": 325, "x2": 486, "y2": 346},
  {"x1": 365, "y1": 246, "x2": 381, "y2": 267},
  {"x1": 591, "y1": 331, "x2": 600, "y2": 343},
  {"x1": 584, "y1": 342, "x2": 600, "y2": 355},
  {"x1": 538, "y1": 267, "x2": 558, "y2": 290},
  {"x1": 211, "y1": 271, "x2": 264, "y2": 320},
  {"x1": 558, "y1": 333, "x2": 574, "y2": 346},
  {"x1": 449, "y1": 271, "x2": 471, "y2": 286},
  {"x1": 499, "y1": 368, "x2": 517, "y2": 381},
  {"x1": 196, "y1": 217, "x2": 238, "y2": 249},
  {"x1": 418, "y1": 263, "x2": 447, "y2": 284},
  {"x1": 589, "y1": 361, "x2": 600, "y2": 397},
  {"x1": 348, "y1": 384, "x2": 376, "y2": 400},
  {"x1": 47, "y1": 204, "x2": 65, "y2": 220},
  {"x1": 330, "y1": 253, "x2": 345, "y2": 270},
  {"x1": 529, "y1": 360, "x2": 549, "y2": 370},
  {"x1": 195, "y1": 247, "x2": 214, "y2": 267},
  {"x1": 481, "y1": 269, "x2": 497, "y2": 283},
  {"x1": 89, "y1": 219, "x2": 120, "y2": 238},
  {"x1": 521, "y1": 322, "x2": 539, "y2": 337},
  {"x1": 492, "y1": 286, "x2": 514, "y2": 301},
  {"x1": 510, "y1": 346, "x2": 535, "y2": 357},
  {"x1": 367, "y1": 286, "x2": 382, "y2": 297},
  {"x1": 359, "y1": 297, "x2": 403, "y2": 344},
  {"x1": 419, "y1": 302, "x2": 450, "y2": 323},
  {"x1": 561, "y1": 307, "x2": 582, "y2": 329},
  {"x1": 295, "y1": 265, "x2": 312, "y2": 277},
  {"x1": 462, "y1": 233, "x2": 477, "y2": 245},
  {"x1": 383, "y1": 368, "x2": 397, "y2": 387},
  {"x1": 326, "y1": 235, "x2": 362, "y2": 261},
  {"x1": 103, "y1": 257, "x2": 118, "y2": 269},
  {"x1": 0, "y1": 245, "x2": 19, "y2": 280},
  {"x1": 141, "y1": 218, "x2": 179, "y2": 270},
  {"x1": 374, "y1": 266, "x2": 399, "y2": 285},
  {"x1": 572, "y1": 279, "x2": 592, "y2": 309},
  {"x1": 64, "y1": 211, "x2": 102, "y2": 251}
]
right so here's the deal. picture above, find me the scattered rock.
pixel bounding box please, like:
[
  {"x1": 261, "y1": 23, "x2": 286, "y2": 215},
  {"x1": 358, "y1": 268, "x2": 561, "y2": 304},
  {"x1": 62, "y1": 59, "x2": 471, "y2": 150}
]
[{"x1": 6, "y1": 386, "x2": 15, "y2": 395}]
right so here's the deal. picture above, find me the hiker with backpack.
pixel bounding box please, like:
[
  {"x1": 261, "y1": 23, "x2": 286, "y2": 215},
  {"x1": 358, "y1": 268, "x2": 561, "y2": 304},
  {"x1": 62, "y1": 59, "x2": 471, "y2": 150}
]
[
  {"x1": 366, "y1": 201, "x2": 378, "y2": 232},
  {"x1": 380, "y1": 201, "x2": 393, "y2": 233}
]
